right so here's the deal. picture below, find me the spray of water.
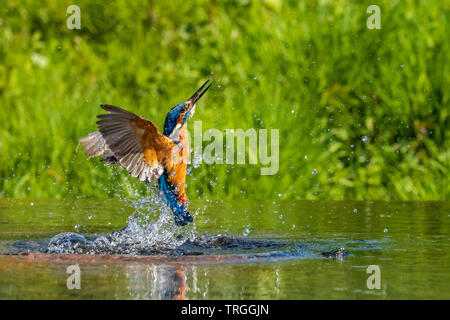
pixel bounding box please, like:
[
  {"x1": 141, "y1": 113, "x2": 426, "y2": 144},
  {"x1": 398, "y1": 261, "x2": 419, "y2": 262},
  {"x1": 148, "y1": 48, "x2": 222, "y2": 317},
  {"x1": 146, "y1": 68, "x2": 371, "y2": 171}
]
[{"x1": 47, "y1": 186, "x2": 197, "y2": 255}]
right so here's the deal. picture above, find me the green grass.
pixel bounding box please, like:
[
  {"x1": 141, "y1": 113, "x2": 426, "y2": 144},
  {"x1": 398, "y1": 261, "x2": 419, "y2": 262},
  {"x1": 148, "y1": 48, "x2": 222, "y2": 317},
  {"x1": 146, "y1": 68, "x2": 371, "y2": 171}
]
[{"x1": 0, "y1": 0, "x2": 448, "y2": 201}]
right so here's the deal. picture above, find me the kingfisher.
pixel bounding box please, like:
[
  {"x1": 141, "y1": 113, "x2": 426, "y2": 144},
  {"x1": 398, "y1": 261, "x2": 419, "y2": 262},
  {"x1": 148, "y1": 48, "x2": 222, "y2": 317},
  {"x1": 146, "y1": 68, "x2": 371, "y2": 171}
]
[{"x1": 79, "y1": 80, "x2": 213, "y2": 226}]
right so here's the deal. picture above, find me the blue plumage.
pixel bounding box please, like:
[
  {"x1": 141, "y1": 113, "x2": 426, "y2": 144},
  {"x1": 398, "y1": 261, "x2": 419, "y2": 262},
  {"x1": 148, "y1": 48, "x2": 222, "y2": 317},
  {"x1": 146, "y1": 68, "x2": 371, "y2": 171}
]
[
  {"x1": 158, "y1": 172, "x2": 193, "y2": 226},
  {"x1": 159, "y1": 80, "x2": 213, "y2": 226},
  {"x1": 163, "y1": 103, "x2": 184, "y2": 136}
]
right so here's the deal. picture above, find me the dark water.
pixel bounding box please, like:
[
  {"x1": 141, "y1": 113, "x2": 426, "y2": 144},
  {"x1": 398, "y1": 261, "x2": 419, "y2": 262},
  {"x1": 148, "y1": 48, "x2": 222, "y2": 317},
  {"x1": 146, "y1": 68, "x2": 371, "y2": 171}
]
[{"x1": 0, "y1": 199, "x2": 449, "y2": 299}]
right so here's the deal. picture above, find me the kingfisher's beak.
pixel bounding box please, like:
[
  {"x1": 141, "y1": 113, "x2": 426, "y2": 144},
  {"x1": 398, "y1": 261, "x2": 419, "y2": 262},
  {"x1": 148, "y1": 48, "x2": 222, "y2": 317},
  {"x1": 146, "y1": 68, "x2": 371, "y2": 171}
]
[{"x1": 185, "y1": 79, "x2": 214, "y2": 111}]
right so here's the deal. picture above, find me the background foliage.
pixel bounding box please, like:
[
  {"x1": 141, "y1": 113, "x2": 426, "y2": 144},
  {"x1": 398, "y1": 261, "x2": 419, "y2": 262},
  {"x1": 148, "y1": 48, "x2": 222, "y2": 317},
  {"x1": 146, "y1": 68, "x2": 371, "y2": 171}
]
[{"x1": 0, "y1": 0, "x2": 448, "y2": 200}]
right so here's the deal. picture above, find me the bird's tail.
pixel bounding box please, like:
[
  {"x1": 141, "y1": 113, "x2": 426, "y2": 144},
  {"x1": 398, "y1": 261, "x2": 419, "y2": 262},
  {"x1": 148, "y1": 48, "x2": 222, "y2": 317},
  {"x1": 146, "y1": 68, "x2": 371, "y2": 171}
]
[{"x1": 158, "y1": 174, "x2": 193, "y2": 226}]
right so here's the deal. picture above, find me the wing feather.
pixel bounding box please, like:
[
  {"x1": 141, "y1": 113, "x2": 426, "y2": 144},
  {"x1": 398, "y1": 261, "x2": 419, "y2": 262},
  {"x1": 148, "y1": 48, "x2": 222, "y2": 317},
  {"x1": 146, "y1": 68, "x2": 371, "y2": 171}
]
[{"x1": 79, "y1": 104, "x2": 175, "y2": 182}]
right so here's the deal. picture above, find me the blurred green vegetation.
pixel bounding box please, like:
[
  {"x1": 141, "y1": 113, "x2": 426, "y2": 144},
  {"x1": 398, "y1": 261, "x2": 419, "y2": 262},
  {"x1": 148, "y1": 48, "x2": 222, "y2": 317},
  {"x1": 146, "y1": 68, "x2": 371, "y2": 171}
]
[{"x1": 0, "y1": 0, "x2": 448, "y2": 201}]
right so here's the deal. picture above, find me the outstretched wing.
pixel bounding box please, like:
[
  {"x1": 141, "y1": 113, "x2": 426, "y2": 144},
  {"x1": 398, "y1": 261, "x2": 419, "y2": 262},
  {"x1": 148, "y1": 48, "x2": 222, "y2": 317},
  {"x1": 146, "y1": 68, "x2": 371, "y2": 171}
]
[{"x1": 79, "y1": 104, "x2": 176, "y2": 182}]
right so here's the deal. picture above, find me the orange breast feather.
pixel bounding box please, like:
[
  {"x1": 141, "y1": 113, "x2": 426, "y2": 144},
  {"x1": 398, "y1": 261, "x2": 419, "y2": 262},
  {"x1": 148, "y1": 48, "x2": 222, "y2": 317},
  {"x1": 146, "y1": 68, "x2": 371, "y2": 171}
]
[
  {"x1": 166, "y1": 125, "x2": 190, "y2": 202},
  {"x1": 135, "y1": 119, "x2": 189, "y2": 202}
]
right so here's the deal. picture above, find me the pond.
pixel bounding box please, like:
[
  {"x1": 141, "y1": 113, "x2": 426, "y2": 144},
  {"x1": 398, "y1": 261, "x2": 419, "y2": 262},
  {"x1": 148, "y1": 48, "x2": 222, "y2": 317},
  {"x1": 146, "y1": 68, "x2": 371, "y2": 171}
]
[{"x1": 0, "y1": 198, "x2": 448, "y2": 299}]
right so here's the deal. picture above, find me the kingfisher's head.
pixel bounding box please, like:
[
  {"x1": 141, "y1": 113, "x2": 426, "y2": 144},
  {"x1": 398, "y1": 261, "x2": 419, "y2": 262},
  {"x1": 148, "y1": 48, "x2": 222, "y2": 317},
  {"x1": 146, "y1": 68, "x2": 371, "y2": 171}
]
[{"x1": 163, "y1": 80, "x2": 213, "y2": 137}]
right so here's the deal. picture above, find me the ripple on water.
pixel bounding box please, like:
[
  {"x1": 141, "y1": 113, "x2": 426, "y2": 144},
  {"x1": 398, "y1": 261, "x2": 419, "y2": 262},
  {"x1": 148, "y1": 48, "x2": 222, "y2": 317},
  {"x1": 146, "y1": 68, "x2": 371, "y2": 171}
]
[
  {"x1": 43, "y1": 230, "x2": 310, "y2": 260},
  {"x1": 1, "y1": 196, "x2": 357, "y2": 263},
  {"x1": 42, "y1": 195, "x2": 312, "y2": 260},
  {"x1": 3, "y1": 206, "x2": 350, "y2": 262}
]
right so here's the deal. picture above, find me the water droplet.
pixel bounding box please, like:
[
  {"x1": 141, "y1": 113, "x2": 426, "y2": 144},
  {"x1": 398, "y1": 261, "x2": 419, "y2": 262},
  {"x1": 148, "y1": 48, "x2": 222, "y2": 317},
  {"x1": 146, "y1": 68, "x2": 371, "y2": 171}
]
[
  {"x1": 384, "y1": 228, "x2": 388, "y2": 233},
  {"x1": 361, "y1": 136, "x2": 368, "y2": 143},
  {"x1": 353, "y1": 208, "x2": 358, "y2": 213},
  {"x1": 312, "y1": 169, "x2": 318, "y2": 174}
]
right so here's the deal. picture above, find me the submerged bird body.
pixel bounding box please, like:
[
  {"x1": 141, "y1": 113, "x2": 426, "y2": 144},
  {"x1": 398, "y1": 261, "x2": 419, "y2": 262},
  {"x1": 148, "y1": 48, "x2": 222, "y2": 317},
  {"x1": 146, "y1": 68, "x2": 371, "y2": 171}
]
[{"x1": 79, "y1": 81, "x2": 213, "y2": 226}]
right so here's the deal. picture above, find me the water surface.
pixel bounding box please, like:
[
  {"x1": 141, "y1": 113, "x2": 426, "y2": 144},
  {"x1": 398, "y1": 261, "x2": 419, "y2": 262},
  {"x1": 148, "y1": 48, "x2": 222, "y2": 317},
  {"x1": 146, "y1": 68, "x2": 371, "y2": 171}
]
[{"x1": 0, "y1": 199, "x2": 448, "y2": 299}]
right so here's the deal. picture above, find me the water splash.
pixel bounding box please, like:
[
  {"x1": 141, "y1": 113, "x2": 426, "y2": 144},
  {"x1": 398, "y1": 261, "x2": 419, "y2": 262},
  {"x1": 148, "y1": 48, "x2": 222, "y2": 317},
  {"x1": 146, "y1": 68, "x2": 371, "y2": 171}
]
[
  {"x1": 43, "y1": 189, "x2": 316, "y2": 259},
  {"x1": 47, "y1": 189, "x2": 196, "y2": 255},
  {"x1": 41, "y1": 191, "x2": 350, "y2": 260}
]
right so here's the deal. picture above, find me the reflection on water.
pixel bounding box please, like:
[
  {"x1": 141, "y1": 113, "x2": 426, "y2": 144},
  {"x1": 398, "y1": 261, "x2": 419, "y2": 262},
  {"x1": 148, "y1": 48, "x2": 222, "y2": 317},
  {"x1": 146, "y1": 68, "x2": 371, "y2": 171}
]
[
  {"x1": 124, "y1": 264, "x2": 187, "y2": 300},
  {"x1": 0, "y1": 199, "x2": 449, "y2": 299}
]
